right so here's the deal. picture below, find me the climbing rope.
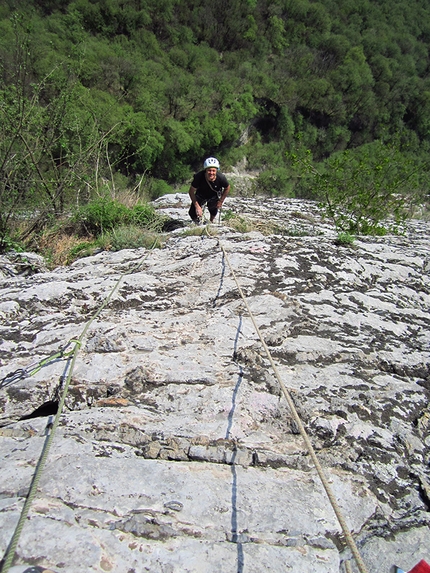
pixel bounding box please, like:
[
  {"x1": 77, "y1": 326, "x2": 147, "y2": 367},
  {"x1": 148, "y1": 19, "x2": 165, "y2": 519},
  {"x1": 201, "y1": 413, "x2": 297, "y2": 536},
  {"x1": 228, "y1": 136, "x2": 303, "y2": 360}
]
[
  {"x1": 0, "y1": 244, "x2": 156, "y2": 573},
  {"x1": 1, "y1": 216, "x2": 366, "y2": 572},
  {"x1": 0, "y1": 250, "x2": 153, "y2": 392},
  {"x1": 216, "y1": 237, "x2": 369, "y2": 573},
  {"x1": 0, "y1": 339, "x2": 80, "y2": 390}
]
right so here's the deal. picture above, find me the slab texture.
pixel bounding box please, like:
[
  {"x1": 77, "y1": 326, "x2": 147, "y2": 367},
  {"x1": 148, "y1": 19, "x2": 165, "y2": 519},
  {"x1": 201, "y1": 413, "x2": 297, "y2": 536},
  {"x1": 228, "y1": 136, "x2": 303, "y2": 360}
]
[{"x1": 0, "y1": 195, "x2": 429, "y2": 572}]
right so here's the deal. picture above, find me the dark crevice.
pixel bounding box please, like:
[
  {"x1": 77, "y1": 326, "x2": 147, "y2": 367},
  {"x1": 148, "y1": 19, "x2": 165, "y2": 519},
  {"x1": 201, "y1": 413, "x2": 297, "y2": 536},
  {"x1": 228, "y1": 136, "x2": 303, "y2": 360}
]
[
  {"x1": 20, "y1": 400, "x2": 59, "y2": 420},
  {"x1": 162, "y1": 219, "x2": 185, "y2": 232}
]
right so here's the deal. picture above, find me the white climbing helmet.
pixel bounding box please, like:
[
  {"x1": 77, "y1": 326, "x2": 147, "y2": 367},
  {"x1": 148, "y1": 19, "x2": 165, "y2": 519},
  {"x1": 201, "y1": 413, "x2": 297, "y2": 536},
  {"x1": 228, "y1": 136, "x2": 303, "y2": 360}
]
[{"x1": 203, "y1": 157, "x2": 220, "y2": 170}]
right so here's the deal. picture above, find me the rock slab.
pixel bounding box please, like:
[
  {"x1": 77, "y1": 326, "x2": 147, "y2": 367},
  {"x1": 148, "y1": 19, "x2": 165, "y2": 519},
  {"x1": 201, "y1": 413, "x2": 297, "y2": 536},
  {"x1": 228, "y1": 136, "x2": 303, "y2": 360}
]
[{"x1": 0, "y1": 195, "x2": 429, "y2": 572}]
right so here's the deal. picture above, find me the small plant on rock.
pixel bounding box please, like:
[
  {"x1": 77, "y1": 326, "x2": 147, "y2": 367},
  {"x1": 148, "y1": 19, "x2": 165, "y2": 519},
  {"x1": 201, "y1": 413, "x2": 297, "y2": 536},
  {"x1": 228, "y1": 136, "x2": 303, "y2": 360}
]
[
  {"x1": 334, "y1": 232, "x2": 355, "y2": 246},
  {"x1": 222, "y1": 209, "x2": 235, "y2": 221},
  {"x1": 75, "y1": 198, "x2": 129, "y2": 235},
  {"x1": 74, "y1": 198, "x2": 166, "y2": 236},
  {"x1": 109, "y1": 226, "x2": 164, "y2": 250}
]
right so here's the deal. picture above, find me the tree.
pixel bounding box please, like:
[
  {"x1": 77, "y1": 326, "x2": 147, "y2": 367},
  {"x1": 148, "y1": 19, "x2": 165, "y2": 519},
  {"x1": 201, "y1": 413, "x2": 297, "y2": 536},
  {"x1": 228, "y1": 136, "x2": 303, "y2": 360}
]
[
  {"x1": 0, "y1": 19, "x2": 126, "y2": 249},
  {"x1": 287, "y1": 137, "x2": 429, "y2": 234}
]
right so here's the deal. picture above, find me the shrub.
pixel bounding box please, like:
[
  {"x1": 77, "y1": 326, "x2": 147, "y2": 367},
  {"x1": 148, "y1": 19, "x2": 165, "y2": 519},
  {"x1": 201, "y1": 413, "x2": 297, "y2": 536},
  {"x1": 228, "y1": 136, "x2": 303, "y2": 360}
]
[
  {"x1": 222, "y1": 209, "x2": 235, "y2": 221},
  {"x1": 335, "y1": 232, "x2": 355, "y2": 246},
  {"x1": 0, "y1": 233, "x2": 25, "y2": 254},
  {"x1": 144, "y1": 178, "x2": 174, "y2": 200},
  {"x1": 76, "y1": 198, "x2": 130, "y2": 235},
  {"x1": 287, "y1": 138, "x2": 430, "y2": 234},
  {"x1": 182, "y1": 226, "x2": 218, "y2": 237},
  {"x1": 66, "y1": 241, "x2": 101, "y2": 263},
  {"x1": 255, "y1": 167, "x2": 295, "y2": 197},
  {"x1": 108, "y1": 226, "x2": 164, "y2": 250},
  {"x1": 74, "y1": 198, "x2": 166, "y2": 236},
  {"x1": 130, "y1": 204, "x2": 158, "y2": 226}
]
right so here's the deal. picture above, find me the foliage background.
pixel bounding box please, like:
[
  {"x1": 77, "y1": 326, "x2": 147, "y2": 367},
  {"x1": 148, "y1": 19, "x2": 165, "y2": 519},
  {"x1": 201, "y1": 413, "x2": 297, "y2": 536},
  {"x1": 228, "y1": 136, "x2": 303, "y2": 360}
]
[{"x1": 1, "y1": 0, "x2": 430, "y2": 250}]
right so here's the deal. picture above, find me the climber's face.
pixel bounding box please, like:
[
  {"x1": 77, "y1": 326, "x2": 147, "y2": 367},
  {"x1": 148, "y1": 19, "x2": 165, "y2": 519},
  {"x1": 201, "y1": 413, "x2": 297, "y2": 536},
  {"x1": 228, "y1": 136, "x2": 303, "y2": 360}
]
[{"x1": 205, "y1": 168, "x2": 217, "y2": 182}]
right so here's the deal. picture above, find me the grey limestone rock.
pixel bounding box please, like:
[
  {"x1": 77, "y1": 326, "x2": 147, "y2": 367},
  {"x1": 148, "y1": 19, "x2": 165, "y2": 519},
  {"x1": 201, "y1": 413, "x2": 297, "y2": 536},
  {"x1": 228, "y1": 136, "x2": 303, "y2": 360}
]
[{"x1": 0, "y1": 195, "x2": 429, "y2": 572}]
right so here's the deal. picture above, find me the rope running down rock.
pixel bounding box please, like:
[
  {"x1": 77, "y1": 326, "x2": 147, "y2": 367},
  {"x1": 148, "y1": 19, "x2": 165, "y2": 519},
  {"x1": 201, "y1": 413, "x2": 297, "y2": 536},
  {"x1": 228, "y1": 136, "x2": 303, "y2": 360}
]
[
  {"x1": 0, "y1": 246, "x2": 155, "y2": 573},
  {"x1": 217, "y1": 237, "x2": 369, "y2": 573}
]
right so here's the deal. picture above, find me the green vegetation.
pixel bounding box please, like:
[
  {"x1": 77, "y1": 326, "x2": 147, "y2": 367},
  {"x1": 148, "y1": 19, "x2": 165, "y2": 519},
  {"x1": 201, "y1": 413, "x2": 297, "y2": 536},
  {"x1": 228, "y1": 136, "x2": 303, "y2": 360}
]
[
  {"x1": 1, "y1": 0, "x2": 430, "y2": 256},
  {"x1": 74, "y1": 198, "x2": 164, "y2": 235},
  {"x1": 182, "y1": 225, "x2": 218, "y2": 238},
  {"x1": 335, "y1": 232, "x2": 356, "y2": 247},
  {"x1": 288, "y1": 136, "x2": 428, "y2": 233},
  {"x1": 222, "y1": 210, "x2": 236, "y2": 222},
  {"x1": 222, "y1": 211, "x2": 312, "y2": 236},
  {"x1": 36, "y1": 197, "x2": 167, "y2": 265},
  {"x1": 223, "y1": 214, "x2": 256, "y2": 234}
]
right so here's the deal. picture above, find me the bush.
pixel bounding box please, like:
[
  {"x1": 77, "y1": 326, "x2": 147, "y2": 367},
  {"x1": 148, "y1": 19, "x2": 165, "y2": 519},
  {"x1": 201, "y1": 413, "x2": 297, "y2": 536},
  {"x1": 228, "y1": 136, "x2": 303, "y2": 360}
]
[
  {"x1": 287, "y1": 138, "x2": 430, "y2": 234},
  {"x1": 108, "y1": 226, "x2": 164, "y2": 250},
  {"x1": 255, "y1": 167, "x2": 295, "y2": 197},
  {"x1": 74, "y1": 197, "x2": 166, "y2": 236},
  {"x1": 0, "y1": 232, "x2": 25, "y2": 254},
  {"x1": 76, "y1": 198, "x2": 130, "y2": 235},
  {"x1": 66, "y1": 241, "x2": 100, "y2": 263},
  {"x1": 144, "y1": 178, "x2": 174, "y2": 200},
  {"x1": 335, "y1": 232, "x2": 355, "y2": 246},
  {"x1": 130, "y1": 203, "x2": 158, "y2": 226}
]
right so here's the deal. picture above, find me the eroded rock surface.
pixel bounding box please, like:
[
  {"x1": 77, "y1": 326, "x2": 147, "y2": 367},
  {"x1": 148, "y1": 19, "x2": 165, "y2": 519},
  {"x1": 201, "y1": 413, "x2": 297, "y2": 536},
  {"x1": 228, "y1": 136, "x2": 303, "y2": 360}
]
[{"x1": 0, "y1": 195, "x2": 429, "y2": 572}]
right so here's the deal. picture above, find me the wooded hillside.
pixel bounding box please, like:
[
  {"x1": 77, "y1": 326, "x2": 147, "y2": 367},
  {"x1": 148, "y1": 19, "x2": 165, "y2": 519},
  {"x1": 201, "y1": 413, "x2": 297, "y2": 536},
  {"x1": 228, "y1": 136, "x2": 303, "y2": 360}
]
[{"x1": 1, "y1": 0, "x2": 430, "y2": 249}]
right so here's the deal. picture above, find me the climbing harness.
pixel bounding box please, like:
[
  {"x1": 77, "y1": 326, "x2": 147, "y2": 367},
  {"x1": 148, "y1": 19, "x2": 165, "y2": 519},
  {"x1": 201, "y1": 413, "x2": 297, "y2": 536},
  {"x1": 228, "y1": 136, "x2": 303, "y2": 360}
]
[
  {"x1": 0, "y1": 244, "x2": 156, "y2": 573},
  {"x1": 215, "y1": 233, "x2": 369, "y2": 573}
]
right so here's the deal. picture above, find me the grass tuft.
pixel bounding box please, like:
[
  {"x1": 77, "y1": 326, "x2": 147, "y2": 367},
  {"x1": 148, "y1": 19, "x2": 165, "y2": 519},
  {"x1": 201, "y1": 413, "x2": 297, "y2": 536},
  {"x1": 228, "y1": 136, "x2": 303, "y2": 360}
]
[{"x1": 334, "y1": 232, "x2": 356, "y2": 246}]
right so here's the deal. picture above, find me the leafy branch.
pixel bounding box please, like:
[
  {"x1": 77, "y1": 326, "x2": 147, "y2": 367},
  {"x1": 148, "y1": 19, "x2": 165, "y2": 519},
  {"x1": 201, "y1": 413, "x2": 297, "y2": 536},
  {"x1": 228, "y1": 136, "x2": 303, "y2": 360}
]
[{"x1": 287, "y1": 138, "x2": 429, "y2": 235}]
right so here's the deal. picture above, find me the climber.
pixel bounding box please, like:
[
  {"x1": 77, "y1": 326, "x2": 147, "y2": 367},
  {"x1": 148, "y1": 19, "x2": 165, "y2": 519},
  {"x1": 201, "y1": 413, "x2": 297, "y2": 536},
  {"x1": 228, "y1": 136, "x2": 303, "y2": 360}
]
[{"x1": 188, "y1": 157, "x2": 230, "y2": 224}]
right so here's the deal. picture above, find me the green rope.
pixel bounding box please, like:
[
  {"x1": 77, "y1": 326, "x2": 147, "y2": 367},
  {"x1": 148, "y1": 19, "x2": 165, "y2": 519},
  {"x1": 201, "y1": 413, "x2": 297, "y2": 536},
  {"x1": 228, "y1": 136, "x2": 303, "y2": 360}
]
[
  {"x1": 1, "y1": 246, "x2": 157, "y2": 390},
  {"x1": 28, "y1": 339, "x2": 81, "y2": 377},
  {"x1": 1, "y1": 339, "x2": 82, "y2": 389},
  {"x1": 1, "y1": 345, "x2": 79, "y2": 573},
  {"x1": 1, "y1": 244, "x2": 156, "y2": 573}
]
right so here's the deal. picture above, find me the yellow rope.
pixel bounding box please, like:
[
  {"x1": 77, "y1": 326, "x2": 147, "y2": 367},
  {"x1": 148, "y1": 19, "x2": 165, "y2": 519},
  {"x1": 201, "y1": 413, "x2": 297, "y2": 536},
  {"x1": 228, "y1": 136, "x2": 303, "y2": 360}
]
[
  {"x1": 218, "y1": 239, "x2": 369, "y2": 573},
  {"x1": 2, "y1": 226, "x2": 367, "y2": 572}
]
